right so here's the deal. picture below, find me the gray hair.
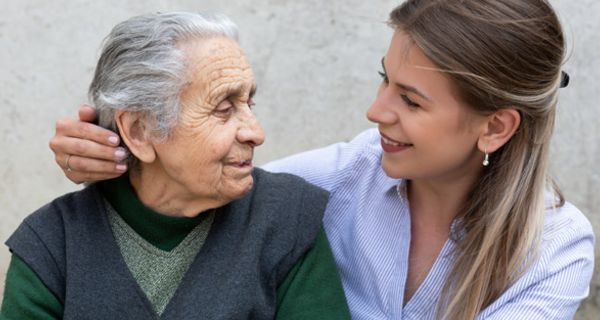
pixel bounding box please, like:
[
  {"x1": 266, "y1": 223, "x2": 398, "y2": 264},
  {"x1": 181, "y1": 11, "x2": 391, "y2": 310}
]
[{"x1": 89, "y1": 12, "x2": 239, "y2": 140}]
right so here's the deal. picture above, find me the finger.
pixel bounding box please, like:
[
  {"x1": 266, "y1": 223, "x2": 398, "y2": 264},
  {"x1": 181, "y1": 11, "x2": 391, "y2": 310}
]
[
  {"x1": 51, "y1": 136, "x2": 126, "y2": 162},
  {"x1": 55, "y1": 117, "x2": 120, "y2": 147},
  {"x1": 78, "y1": 104, "x2": 99, "y2": 123},
  {"x1": 61, "y1": 154, "x2": 127, "y2": 176}
]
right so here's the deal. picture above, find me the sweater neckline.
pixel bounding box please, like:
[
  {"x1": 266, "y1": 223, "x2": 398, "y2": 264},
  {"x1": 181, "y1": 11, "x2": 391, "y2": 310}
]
[{"x1": 99, "y1": 174, "x2": 208, "y2": 251}]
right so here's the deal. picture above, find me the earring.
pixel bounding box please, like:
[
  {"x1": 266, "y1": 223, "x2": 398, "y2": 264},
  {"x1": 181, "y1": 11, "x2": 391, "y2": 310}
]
[{"x1": 482, "y1": 147, "x2": 490, "y2": 166}]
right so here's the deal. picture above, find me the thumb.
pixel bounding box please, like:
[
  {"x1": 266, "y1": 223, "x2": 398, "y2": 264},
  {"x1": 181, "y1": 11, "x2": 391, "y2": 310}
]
[{"x1": 78, "y1": 104, "x2": 99, "y2": 124}]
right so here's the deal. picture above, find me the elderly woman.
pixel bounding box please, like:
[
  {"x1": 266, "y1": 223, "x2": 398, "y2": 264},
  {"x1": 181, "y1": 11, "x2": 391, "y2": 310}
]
[{"x1": 1, "y1": 12, "x2": 350, "y2": 319}]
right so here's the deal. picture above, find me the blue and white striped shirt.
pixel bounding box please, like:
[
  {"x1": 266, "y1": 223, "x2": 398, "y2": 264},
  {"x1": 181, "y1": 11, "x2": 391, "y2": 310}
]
[{"x1": 264, "y1": 128, "x2": 595, "y2": 319}]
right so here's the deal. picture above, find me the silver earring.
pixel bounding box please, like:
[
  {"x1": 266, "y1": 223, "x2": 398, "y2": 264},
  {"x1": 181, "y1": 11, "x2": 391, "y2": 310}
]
[{"x1": 482, "y1": 147, "x2": 490, "y2": 166}]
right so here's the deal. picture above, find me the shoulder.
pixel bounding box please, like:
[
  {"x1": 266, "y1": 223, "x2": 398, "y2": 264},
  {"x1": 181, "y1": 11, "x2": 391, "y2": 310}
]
[
  {"x1": 332, "y1": 128, "x2": 384, "y2": 170},
  {"x1": 541, "y1": 201, "x2": 595, "y2": 246},
  {"x1": 317, "y1": 127, "x2": 382, "y2": 158},
  {"x1": 9, "y1": 186, "x2": 101, "y2": 244},
  {"x1": 5, "y1": 185, "x2": 104, "y2": 301},
  {"x1": 252, "y1": 167, "x2": 327, "y2": 194},
  {"x1": 250, "y1": 168, "x2": 329, "y2": 222},
  {"x1": 252, "y1": 167, "x2": 329, "y2": 198},
  {"x1": 347, "y1": 127, "x2": 382, "y2": 154},
  {"x1": 262, "y1": 128, "x2": 383, "y2": 192},
  {"x1": 18, "y1": 185, "x2": 102, "y2": 231},
  {"x1": 535, "y1": 200, "x2": 595, "y2": 287},
  {"x1": 315, "y1": 127, "x2": 383, "y2": 166}
]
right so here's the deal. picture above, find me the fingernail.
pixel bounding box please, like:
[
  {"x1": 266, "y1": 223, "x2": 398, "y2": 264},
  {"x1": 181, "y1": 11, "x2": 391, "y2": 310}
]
[
  {"x1": 108, "y1": 136, "x2": 119, "y2": 145},
  {"x1": 115, "y1": 148, "x2": 127, "y2": 160},
  {"x1": 116, "y1": 164, "x2": 127, "y2": 172}
]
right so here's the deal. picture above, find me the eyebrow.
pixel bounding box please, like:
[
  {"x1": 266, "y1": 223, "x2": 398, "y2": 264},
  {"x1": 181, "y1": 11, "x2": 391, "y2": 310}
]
[
  {"x1": 222, "y1": 83, "x2": 257, "y2": 100},
  {"x1": 381, "y1": 57, "x2": 431, "y2": 102}
]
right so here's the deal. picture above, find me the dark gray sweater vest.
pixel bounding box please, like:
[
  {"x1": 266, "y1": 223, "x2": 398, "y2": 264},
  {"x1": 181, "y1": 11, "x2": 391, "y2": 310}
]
[{"x1": 6, "y1": 168, "x2": 329, "y2": 319}]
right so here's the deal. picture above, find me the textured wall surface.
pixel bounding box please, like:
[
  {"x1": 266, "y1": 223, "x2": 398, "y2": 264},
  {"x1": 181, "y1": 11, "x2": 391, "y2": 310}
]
[{"x1": 1, "y1": 0, "x2": 598, "y2": 318}]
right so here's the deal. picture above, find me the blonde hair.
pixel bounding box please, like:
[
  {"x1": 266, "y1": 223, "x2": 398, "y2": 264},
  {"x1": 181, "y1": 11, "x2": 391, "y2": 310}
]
[{"x1": 389, "y1": 0, "x2": 565, "y2": 319}]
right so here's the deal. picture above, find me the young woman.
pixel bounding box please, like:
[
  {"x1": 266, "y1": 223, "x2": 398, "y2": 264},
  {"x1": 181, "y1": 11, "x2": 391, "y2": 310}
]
[{"x1": 44, "y1": 0, "x2": 595, "y2": 319}]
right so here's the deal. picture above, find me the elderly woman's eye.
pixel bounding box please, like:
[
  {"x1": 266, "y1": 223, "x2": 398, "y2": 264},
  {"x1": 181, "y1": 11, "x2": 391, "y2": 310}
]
[
  {"x1": 215, "y1": 100, "x2": 235, "y2": 117},
  {"x1": 248, "y1": 98, "x2": 256, "y2": 109}
]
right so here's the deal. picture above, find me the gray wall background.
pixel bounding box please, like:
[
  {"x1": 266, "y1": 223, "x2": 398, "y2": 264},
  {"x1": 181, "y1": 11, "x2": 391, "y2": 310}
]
[{"x1": 1, "y1": 0, "x2": 598, "y2": 318}]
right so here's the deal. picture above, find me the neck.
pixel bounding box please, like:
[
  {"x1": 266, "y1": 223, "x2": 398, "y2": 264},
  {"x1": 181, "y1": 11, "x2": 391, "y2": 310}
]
[
  {"x1": 407, "y1": 168, "x2": 480, "y2": 232},
  {"x1": 129, "y1": 164, "x2": 219, "y2": 218}
]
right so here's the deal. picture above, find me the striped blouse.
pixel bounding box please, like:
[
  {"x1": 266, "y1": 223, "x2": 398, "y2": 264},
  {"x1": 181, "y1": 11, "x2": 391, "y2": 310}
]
[{"x1": 263, "y1": 128, "x2": 595, "y2": 320}]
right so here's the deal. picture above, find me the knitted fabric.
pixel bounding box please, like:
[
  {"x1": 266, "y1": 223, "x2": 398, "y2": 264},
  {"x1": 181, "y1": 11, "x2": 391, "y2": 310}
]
[{"x1": 106, "y1": 201, "x2": 214, "y2": 315}]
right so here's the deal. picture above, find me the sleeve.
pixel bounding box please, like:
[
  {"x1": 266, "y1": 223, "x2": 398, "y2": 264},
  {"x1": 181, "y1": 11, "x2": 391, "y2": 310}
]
[
  {"x1": 479, "y1": 211, "x2": 595, "y2": 320},
  {"x1": 262, "y1": 129, "x2": 378, "y2": 192},
  {"x1": 275, "y1": 228, "x2": 351, "y2": 320},
  {"x1": 0, "y1": 255, "x2": 63, "y2": 320}
]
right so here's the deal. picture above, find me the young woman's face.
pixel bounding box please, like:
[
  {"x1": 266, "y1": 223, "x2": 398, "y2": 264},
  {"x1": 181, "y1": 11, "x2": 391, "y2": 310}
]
[{"x1": 367, "y1": 31, "x2": 487, "y2": 183}]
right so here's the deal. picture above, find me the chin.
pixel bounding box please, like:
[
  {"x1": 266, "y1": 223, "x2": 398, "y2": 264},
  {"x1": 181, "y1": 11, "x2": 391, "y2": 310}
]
[
  {"x1": 381, "y1": 158, "x2": 410, "y2": 179},
  {"x1": 227, "y1": 176, "x2": 255, "y2": 200}
]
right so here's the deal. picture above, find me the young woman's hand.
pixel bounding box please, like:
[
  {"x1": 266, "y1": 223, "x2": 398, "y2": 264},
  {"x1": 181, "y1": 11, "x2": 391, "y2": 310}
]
[{"x1": 49, "y1": 105, "x2": 127, "y2": 184}]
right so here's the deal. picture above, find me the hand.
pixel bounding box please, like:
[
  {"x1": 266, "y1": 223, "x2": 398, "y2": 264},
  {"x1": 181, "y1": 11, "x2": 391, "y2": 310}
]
[{"x1": 49, "y1": 105, "x2": 128, "y2": 184}]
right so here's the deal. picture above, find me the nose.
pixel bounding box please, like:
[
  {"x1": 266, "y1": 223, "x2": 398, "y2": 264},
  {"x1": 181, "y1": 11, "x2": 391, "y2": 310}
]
[
  {"x1": 238, "y1": 110, "x2": 265, "y2": 147},
  {"x1": 366, "y1": 88, "x2": 397, "y2": 125}
]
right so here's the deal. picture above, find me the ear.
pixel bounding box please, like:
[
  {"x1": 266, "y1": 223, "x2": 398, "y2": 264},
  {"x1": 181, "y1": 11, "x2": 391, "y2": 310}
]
[
  {"x1": 477, "y1": 108, "x2": 521, "y2": 153},
  {"x1": 114, "y1": 110, "x2": 156, "y2": 163}
]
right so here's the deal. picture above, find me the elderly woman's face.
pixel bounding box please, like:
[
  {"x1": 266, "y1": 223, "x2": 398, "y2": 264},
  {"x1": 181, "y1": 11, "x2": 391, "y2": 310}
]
[{"x1": 152, "y1": 36, "x2": 264, "y2": 207}]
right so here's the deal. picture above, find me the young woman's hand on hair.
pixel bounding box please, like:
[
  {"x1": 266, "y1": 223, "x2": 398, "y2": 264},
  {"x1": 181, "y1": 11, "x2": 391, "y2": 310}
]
[{"x1": 49, "y1": 105, "x2": 127, "y2": 184}]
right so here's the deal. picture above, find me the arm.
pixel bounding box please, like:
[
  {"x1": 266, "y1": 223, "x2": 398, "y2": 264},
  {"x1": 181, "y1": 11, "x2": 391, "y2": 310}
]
[
  {"x1": 275, "y1": 228, "x2": 351, "y2": 320},
  {"x1": 262, "y1": 129, "x2": 378, "y2": 192},
  {"x1": 49, "y1": 105, "x2": 127, "y2": 184},
  {"x1": 1, "y1": 255, "x2": 63, "y2": 320},
  {"x1": 478, "y1": 210, "x2": 595, "y2": 320}
]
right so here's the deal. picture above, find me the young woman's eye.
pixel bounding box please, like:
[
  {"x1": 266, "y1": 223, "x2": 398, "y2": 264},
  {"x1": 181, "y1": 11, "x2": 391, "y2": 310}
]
[
  {"x1": 378, "y1": 71, "x2": 389, "y2": 84},
  {"x1": 401, "y1": 94, "x2": 420, "y2": 108}
]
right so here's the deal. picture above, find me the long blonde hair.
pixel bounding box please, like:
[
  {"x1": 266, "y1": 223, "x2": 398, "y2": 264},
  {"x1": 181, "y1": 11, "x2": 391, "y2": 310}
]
[{"x1": 389, "y1": 1, "x2": 566, "y2": 319}]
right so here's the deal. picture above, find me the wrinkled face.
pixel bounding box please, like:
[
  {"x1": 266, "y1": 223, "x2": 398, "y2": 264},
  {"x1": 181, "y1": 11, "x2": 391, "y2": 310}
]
[
  {"x1": 152, "y1": 36, "x2": 264, "y2": 205},
  {"x1": 367, "y1": 31, "x2": 486, "y2": 182}
]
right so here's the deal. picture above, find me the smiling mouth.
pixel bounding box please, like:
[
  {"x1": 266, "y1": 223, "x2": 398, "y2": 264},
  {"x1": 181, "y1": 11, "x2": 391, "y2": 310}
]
[
  {"x1": 380, "y1": 132, "x2": 413, "y2": 147},
  {"x1": 381, "y1": 136, "x2": 413, "y2": 147}
]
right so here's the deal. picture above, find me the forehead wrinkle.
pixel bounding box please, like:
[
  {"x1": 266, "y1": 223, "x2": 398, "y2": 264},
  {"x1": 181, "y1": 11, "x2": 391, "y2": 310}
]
[
  {"x1": 204, "y1": 66, "x2": 254, "y2": 102},
  {"x1": 205, "y1": 66, "x2": 253, "y2": 83},
  {"x1": 193, "y1": 71, "x2": 254, "y2": 106},
  {"x1": 207, "y1": 78, "x2": 253, "y2": 104},
  {"x1": 194, "y1": 55, "x2": 250, "y2": 75}
]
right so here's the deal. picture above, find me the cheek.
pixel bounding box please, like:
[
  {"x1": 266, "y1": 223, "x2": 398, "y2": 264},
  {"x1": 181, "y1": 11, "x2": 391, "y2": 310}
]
[
  {"x1": 410, "y1": 114, "x2": 478, "y2": 159},
  {"x1": 206, "y1": 128, "x2": 238, "y2": 159},
  {"x1": 183, "y1": 141, "x2": 228, "y2": 175},
  {"x1": 429, "y1": 128, "x2": 480, "y2": 170}
]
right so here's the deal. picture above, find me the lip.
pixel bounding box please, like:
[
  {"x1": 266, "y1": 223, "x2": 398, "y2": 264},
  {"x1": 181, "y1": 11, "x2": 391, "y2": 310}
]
[
  {"x1": 379, "y1": 132, "x2": 413, "y2": 153},
  {"x1": 226, "y1": 160, "x2": 254, "y2": 173}
]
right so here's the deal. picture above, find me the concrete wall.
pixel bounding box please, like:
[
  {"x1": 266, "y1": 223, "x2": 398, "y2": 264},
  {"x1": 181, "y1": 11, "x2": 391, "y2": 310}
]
[{"x1": 1, "y1": 0, "x2": 598, "y2": 318}]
